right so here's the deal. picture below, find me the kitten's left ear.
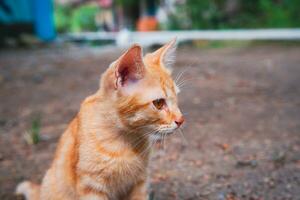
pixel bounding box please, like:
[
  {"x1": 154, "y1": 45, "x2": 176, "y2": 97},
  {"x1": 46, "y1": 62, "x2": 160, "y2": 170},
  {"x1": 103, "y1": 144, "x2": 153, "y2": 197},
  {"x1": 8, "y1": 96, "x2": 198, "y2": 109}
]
[
  {"x1": 145, "y1": 38, "x2": 177, "y2": 71},
  {"x1": 115, "y1": 44, "x2": 145, "y2": 89}
]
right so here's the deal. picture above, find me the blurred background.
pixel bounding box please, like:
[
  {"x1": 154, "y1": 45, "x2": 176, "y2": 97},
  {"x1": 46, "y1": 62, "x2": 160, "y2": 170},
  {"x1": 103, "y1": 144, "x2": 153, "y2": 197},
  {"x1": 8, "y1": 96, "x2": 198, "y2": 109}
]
[
  {"x1": 1, "y1": 0, "x2": 300, "y2": 45},
  {"x1": 1, "y1": 0, "x2": 300, "y2": 200}
]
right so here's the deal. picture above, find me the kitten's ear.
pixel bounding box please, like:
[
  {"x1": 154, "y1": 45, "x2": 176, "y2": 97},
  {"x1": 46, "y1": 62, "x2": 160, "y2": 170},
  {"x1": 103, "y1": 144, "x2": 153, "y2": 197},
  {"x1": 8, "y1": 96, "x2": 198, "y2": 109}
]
[
  {"x1": 114, "y1": 44, "x2": 145, "y2": 89},
  {"x1": 145, "y1": 38, "x2": 177, "y2": 71}
]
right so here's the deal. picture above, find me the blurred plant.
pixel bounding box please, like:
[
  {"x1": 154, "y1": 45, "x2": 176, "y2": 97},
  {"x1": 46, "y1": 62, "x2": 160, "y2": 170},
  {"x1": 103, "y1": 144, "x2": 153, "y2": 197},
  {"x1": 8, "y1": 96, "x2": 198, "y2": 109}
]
[
  {"x1": 114, "y1": 0, "x2": 137, "y2": 6},
  {"x1": 70, "y1": 4, "x2": 100, "y2": 32},
  {"x1": 169, "y1": 0, "x2": 300, "y2": 30},
  {"x1": 25, "y1": 115, "x2": 41, "y2": 145},
  {"x1": 54, "y1": 4, "x2": 71, "y2": 33},
  {"x1": 54, "y1": 3, "x2": 100, "y2": 33},
  {"x1": 259, "y1": 0, "x2": 300, "y2": 28},
  {"x1": 168, "y1": 0, "x2": 225, "y2": 30},
  {"x1": 54, "y1": 0, "x2": 300, "y2": 32}
]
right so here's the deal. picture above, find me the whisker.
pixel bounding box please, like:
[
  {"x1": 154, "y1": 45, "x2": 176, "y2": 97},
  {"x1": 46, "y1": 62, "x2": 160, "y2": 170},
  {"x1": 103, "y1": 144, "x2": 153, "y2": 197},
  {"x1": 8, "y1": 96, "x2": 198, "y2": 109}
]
[
  {"x1": 140, "y1": 128, "x2": 166, "y2": 157},
  {"x1": 100, "y1": 126, "x2": 156, "y2": 150},
  {"x1": 176, "y1": 77, "x2": 198, "y2": 88},
  {"x1": 178, "y1": 127, "x2": 188, "y2": 146},
  {"x1": 140, "y1": 138, "x2": 156, "y2": 158},
  {"x1": 182, "y1": 112, "x2": 189, "y2": 116},
  {"x1": 160, "y1": 132, "x2": 164, "y2": 150},
  {"x1": 175, "y1": 66, "x2": 191, "y2": 85},
  {"x1": 130, "y1": 129, "x2": 158, "y2": 149},
  {"x1": 163, "y1": 132, "x2": 166, "y2": 151}
]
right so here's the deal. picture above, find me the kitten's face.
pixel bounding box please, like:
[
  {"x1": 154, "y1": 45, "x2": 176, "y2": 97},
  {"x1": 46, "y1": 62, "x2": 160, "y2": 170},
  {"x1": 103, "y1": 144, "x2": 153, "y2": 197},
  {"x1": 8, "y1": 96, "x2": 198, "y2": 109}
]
[
  {"x1": 118, "y1": 63, "x2": 183, "y2": 137},
  {"x1": 102, "y1": 40, "x2": 184, "y2": 137}
]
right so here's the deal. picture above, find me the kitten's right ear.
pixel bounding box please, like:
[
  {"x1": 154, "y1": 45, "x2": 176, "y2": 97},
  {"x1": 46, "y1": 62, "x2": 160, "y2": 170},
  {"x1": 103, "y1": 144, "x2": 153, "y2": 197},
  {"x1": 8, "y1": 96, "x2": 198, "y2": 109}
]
[
  {"x1": 114, "y1": 44, "x2": 145, "y2": 89},
  {"x1": 144, "y1": 38, "x2": 177, "y2": 71}
]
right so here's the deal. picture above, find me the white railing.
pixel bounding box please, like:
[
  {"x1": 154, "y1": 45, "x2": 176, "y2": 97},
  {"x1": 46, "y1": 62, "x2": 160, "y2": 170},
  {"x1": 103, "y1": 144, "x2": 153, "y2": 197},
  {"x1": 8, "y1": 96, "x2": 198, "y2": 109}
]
[{"x1": 63, "y1": 29, "x2": 300, "y2": 47}]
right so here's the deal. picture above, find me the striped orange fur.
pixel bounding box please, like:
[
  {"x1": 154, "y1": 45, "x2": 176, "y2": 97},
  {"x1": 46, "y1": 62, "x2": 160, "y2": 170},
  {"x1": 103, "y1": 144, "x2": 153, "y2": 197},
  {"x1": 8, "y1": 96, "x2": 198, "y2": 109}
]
[{"x1": 16, "y1": 39, "x2": 184, "y2": 200}]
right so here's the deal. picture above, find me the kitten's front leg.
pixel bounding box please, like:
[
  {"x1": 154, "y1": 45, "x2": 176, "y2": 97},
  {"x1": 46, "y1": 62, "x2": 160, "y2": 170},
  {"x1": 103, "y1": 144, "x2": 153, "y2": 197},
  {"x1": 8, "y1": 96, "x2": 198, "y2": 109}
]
[{"x1": 128, "y1": 180, "x2": 148, "y2": 200}]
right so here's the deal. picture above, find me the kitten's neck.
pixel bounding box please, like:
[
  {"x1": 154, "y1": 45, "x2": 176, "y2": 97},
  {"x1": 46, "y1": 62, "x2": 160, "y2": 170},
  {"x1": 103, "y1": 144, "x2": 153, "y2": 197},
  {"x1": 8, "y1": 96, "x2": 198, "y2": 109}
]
[{"x1": 93, "y1": 126, "x2": 151, "y2": 157}]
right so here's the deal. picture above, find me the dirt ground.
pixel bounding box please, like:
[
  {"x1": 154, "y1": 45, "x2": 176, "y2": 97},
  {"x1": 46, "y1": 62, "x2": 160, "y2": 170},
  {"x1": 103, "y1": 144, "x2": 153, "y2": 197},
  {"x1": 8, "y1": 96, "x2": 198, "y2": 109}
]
[{"x1": 0, "y1": 43, "x2": 300, "y2": 200}]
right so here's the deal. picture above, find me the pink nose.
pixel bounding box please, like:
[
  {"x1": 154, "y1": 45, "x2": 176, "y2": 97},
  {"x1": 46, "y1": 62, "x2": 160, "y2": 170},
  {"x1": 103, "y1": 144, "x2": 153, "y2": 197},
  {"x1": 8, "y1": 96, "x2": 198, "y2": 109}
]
[{"x1": 175, "y1": 116, "x2": 184, "y2": 127}]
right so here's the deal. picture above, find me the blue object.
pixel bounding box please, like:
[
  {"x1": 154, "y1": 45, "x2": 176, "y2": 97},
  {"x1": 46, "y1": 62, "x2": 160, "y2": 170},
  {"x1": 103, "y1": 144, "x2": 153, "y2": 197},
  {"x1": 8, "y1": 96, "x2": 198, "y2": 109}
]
[
  {"x1": 0, "y1": 0, "x2": 56, "y2": 41},
  {"x1": 0, "y1": 0, "x2": 33, "y2": 23},
  {"x1": 32, "y1": 0, "x2": 56, "y2": 41}
]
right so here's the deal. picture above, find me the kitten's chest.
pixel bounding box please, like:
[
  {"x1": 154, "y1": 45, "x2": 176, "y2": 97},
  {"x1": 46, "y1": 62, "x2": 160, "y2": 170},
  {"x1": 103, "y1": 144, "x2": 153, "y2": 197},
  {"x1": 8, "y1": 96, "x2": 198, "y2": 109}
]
[
  {"x1": 102, "y1": 155, "x2": 148, "y2": 199},
  {"x1": 78, "y1": 147, "x2": 148, "y2": 196},
  {"x1": 104, "y1": 153, "x2": 147, "y2": 185}
]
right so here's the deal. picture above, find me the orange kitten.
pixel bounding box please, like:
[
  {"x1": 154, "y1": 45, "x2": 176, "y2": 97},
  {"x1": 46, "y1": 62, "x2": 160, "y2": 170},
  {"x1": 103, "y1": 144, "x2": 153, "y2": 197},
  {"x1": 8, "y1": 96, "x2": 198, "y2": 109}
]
[{"x1": 16, "y1": 39, "x2": 184, "y2": 200}]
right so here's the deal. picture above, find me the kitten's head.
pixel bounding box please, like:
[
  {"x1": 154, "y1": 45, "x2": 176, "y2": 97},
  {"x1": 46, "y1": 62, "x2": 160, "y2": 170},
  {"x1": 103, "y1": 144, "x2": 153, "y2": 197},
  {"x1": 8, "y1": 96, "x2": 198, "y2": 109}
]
[{"x1": 100, "y1": 39, "x2": 184, "y2": 137}]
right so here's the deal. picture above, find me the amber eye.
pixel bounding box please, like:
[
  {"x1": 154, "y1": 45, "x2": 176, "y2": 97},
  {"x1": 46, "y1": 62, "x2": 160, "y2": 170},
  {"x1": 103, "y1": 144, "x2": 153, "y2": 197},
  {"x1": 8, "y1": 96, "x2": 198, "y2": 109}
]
[{"x1": 152, "y1": 98, "x2": 166, "y2": 110}]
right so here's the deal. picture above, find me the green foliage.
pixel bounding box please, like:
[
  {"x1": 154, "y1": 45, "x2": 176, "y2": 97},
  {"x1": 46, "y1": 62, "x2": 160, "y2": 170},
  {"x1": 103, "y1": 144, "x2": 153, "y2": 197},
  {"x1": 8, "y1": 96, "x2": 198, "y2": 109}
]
[
  {"x1": 70, "y1": 4, "x2": 100, "y2": 32},
  {"x1": 54, "y1": 3, "x2": 100, "y2": 33},
  {"x1": 25, "y1": 116, "x2": 41, "y2": 145},
  {"x1": 258, "y1": 0, "x2": 300, "y2": 27},
  {"x1": 54, "y1": 1, "x2": 300, "y2": 32},
  {"x1": 170, "y1": 0, "x2": 300, "y2": 30},
  {"x1": 115, "y1": 0, "x2": 138, "y2": 7},
  {"x1": 54, "y1": 4, "x2": 71, "y2": 33}
]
